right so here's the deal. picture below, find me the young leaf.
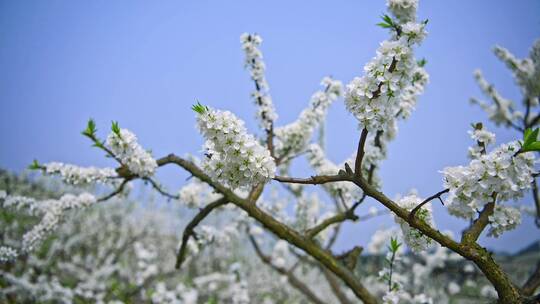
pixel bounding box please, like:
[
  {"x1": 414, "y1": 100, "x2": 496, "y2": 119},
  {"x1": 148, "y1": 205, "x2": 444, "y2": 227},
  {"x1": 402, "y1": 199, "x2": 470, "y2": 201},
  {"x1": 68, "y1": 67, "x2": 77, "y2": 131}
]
[
  {"x1": 111, "y1": 121, "x2": 121, "y2": 136},
  {"x1": 377, "y1": 14, "x2": 395, "y2": 29},
  {"x1": 82, "y1": 118, "x2": 97, "y2": 138},
  {"x1": 28, "y1": 159, "x2": 41, "y2": 170},
  {"x1": 191, "y1": 102, "x2": 208, "y2": 114},
  {"x1": 417, "y1": 58, "x2": 427, "y2": 67}
]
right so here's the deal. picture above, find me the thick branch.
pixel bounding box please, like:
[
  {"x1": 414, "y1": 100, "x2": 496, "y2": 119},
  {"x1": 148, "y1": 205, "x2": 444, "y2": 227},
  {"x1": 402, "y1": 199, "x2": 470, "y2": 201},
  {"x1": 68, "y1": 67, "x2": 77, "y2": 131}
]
[
  {"x1": 461, "y1": 198, "x2": 496, "y2": 244},
  {"x1": 175, "y1": 197, "x2": 228, "y2": 268},
  {"x1": 306, "y1": 211, "x2": 358, "y2": 239},
  {"x1": 158, "y1": 154, "x2": 377, "y2": 303},
  {"x1": 352, "y1": 175, "x2": 521, "y2": 302}
]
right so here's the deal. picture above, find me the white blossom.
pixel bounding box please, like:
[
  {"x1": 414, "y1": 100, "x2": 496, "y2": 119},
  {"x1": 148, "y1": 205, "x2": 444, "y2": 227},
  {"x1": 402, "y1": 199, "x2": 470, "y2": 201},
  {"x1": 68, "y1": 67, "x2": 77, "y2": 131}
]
[
  {"x1": 22, "y1": 193, "x2": 97, "y2": 252},
  {"x1": 294, "y1": 192, "x2": 321, "y2": 230},
  {"x1": 398, "y1": 64, "x2": 429, "y2": 119},
  {"x1": 368, "y1": 227, "x2": 402, "y2": 255},
  {"x1": 195, "y1": 106, "x2": 276, "y2": 189},
  {"x1": 468, "y1": 125, "x2": 496, "y2": 159},
  {"x1": 274, "y1": 77, "x2": 342, "y2": 159},
  {"x1": 387, "y1": 0, "x2": 418, "y2": 23},
  {"x1": 240, "y1": 33, "x2": 277, "y2": 130},
  {"x1": 488, "y1": 205, "x2": 521, "y2": 237},
  {"x1": 42, "y1": 162, "x2": 118, "y2": 185},
  {"x1": 470, "y1": 69, "x2": 521, "y2": 126},
  {"x1": 345, "y1": 33, "x2": 426, "y2": 133},
  {"x1": 442, "y1": 141, "x2": 535, "y2": 227},
  {"x1": 106, "y1": 128, "x2": 157, "y2": 177},
  {"x1": 178, "y1": 178, "x2": 222, "y2": 208},
  {"x1": 447, "y1": 281, "x2": 461, "y2": 295},
  {"x1": 271, "y1": 240, "x2": 290, "y2": 268},
  {"x1": 0, "y1": 246, "x2": 18, "y2": 262},
  {"x1": 493, "y1": 40, "x2": 540, "y2": 109},
  {"x1": 394, "y1": 192, "x2": 435, "y2": 252}
]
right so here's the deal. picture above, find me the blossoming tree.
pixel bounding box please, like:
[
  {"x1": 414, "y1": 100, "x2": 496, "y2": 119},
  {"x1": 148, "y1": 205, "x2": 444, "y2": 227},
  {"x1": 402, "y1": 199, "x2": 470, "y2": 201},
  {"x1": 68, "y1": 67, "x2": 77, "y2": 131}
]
[{"x1": 1, "y1": 0, "x2": 540, "y2": 303}]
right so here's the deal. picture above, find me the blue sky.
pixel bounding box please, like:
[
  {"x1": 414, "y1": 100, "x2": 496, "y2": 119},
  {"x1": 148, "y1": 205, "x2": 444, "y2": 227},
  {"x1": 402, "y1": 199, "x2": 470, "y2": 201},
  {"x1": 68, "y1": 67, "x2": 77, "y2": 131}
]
[{"x1": 1, "y1": 0, "x2": 539, "y2": 253}]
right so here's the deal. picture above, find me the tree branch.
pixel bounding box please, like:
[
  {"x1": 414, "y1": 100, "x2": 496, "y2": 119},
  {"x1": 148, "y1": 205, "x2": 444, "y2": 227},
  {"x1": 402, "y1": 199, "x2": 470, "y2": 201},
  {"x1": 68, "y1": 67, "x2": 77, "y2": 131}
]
[
  {"x1": 461, "y1": 196, "x2": 496, "y2": 244},
  {"x1": 175, "y1": 197, "x2": 228, "y2": 269},
  {"x1": 306, "y1": 210, "x2": 358, "y2": 239},
  {"x1": 350, "y1": 174, "x2": 521, "y2": 302},
  {"x1": 143, "y1": 177, "x2": 180, "y2": 200},
  {"x1": 273, "y1": 174, "x2": 349, "y2": 185},
  {"x1": 156, "y1": 153, "x2": 377, "y2": 303},
  {"x1": 522, "y1": 261, "x2": 540, "y2": 296},
  {"x1": 354, "y1": 128, "x2": 369, "y2": 178},
  {"x1": 408, "y1": 188, "x2": 449, "y2": 221}
]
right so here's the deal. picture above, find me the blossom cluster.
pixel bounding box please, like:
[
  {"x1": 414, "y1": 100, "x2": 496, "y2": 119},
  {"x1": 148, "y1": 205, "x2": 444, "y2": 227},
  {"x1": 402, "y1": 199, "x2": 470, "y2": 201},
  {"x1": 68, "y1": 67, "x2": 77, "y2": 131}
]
[
  {"x1": 0, "y1": 246, "x2": 18, "y2": 263},
  {"x1": 487, "y1": 205, "x2": 521, "y2": 237},
  {"x1": 470, "y1": 69, "x2": 521, "y2": 126},
  {"x1": 274, "y1": 77, "x2": 342, "y2": 159},
  {"x1": 293, "y1": 192, "x2": 321, "y2": 231},
  {"x1": 195, "y1": 106, "x2": 276, "y2": 189},
  {"x1": 151, "y1": 283, "x2": 198, "y2": 304},
  {"x1": 178, "y1": 177, "x2": 222, "y2": 209},
  {"x1": 397, "y1": 64, "x2": 429, "y2": 119},
  {"x1": 493, "y1": 40, "x2": 540, "y2": 108},
  {"x1": 394, "y1": 192, "x2": 435, "y2": 252},
  {"x1": 468, "y1": 125, "x2": 496, "y2": 158},
  {"x1": 22, "y1": 193, "x2": 97, "y2": 252},
  {"x1": 345, "y1": 34, "x2": 427, "y2": 133},
  {"x1": 106, "y1": 128, "x2": 157, "y2": 177},
  {"x1": 240, "y1": 33, "x2": 277, "y2": 131},
  {"x1": 442, "y1": 140, "x2": 535, "y2": 226},
  {"x1": 0, "y1": 191, "x2": 97, "y2": 261},
  {"x1": 42, "y1": 162, "x2": 118, "y2": 186},
  {"x1": 345, "y1": 0, "x2": 427, "y2": 133},
  {"x1": 387, "y1": 0, "x2": 418, "y2": 23},
  {"x1": 306, "y1": 144, "x2": 363, "y2": 204},
  {"x1": 271, "y1": 240, "x2": 290, "y2": 268}
]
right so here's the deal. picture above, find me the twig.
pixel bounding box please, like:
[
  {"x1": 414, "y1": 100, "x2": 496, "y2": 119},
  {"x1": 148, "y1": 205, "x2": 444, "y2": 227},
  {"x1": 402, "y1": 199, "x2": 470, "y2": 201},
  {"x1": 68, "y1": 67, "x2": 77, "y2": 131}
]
[
  {"x1": 96, "y1": 179, "x2": 130, "y2": 202},
  {"x1": 408, "y1": 188, "x2": 449, "y2": 221},
  {"x1": 175, "y1": 197, "x2": 228, "y2": 269},
  {"x1": 273, "y1": 174, "x2": 348, "y2": 185},
  {"x1": 354, "y1": 128, "x2": 369, "y2": 178},
  {"x1": 143, "y1": 177, "x2": 180, "y2": 200}
]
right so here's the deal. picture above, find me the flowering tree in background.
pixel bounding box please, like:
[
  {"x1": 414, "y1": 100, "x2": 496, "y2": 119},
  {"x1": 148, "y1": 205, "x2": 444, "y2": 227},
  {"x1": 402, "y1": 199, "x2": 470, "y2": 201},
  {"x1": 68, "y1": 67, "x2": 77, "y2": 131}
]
[{"x1": 1, "y1": 0, "x2": 540, "y2": 303}]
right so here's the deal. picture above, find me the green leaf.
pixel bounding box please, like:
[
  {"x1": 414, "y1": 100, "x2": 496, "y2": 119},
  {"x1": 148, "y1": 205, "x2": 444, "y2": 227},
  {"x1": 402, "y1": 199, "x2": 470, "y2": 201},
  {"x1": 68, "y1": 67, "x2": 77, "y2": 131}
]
[
  {"x1": 111, "y1": 121, "x2": 121, "y2": 136},
  {"x1": 28, "y1": 159, "x2": 41, "y2": 170},
  {"x1": 389, "y1": 237, "x2": 402, "y2": 253},
  {"x1": 376, "y1": 14, "x2": 395, "y2": 29},
  {"x1": 191, "y1": 102, "x2": 208, "y2": 114},
  {"x1": 376, "y1": 22, "x2": 392, "y2": 28},
  {"x1": 527, "y1": 142, "x2": 540, "y2": 151},
  {"x1": 417, "y1": 58, "x2": 427, "y2": 67},
  {"x1": 524, "y1": 128, "x2": 533, "y2": 141},
  {"x1": 81, "y1": 118, "x2": 97, "y2": 138},
  {"x1": 522, "y1": 128, "x2": 540, "y2": 152}
]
